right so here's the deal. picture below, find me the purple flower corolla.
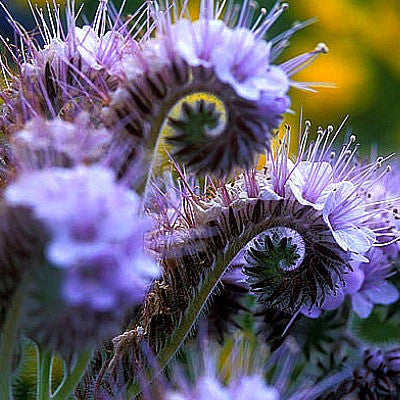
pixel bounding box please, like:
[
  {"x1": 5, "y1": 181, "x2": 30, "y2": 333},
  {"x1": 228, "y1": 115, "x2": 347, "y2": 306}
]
[
  {"x1": 351, "y1": 249, "x2": 399, "y2": 318},
  {"x1": 230, "y1": 375, "x2": 280, "y2": 400},
  {"x1": 12, "y1": 114, "x2": 111, "y2": 169},
  {"x1": 166, "y1": 375, "x2": 279, "y2": 400},
  {"x1": 5, "y1": 165, "x2": 159, "y2": 311},
  {"x1": 74, "y1": 25, "x2": 125, "y2": 72},
  {"x1": 302, "y1": 248, "x2": 398, "y2": 318},
  {"x1": 288, "y1": 161, "x2": 333, "y2": 210},
  {"x1": 323, "y1": 181, "x2": 376, "y2": 253},
  {"x1": 167, "y1": 19, "x2": 289, "y2": 101}
]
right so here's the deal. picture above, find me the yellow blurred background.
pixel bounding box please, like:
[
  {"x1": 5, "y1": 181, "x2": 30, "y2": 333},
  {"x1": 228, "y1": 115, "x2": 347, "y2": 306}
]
[{"x1": 4, "y1": 0, "x2": 400, "y2": 153}]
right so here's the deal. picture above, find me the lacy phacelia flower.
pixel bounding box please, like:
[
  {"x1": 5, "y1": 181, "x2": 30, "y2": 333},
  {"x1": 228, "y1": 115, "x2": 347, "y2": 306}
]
[
  {"x1": 5, "y1": 165, "x2": 159, "y2": 355},
  {"x1": 106, "y1": 0, "x2": 327, "y2": 176},
  {"x1": 310, "y1": 247, "x2": 399, "y2": 319},
  {"x1": 166, "y1": 375, "x2": 279, "y2": 400},
  {"x1": 294, "y1": 151, "x2": 400, "y2": 318},
  {"x1": 145, "y1": 120, "x2": 391, "y2": 319},
  {"x1": 10, "y1": 114, "x2": 112, "y2": 171},
  {"x1": 0, "y1": 0, "x2": 139, "y2": 134},
  {"x1": 240, "y1": 121, "x2": 389, "y2": 313}
]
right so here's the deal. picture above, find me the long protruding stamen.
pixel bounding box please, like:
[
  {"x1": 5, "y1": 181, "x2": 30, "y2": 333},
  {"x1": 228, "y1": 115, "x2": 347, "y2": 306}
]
[
  {"x1": 237, "y1": 0, "x2": 250, "y2": 27},
  {"x1": 280, "y1": 43, "x2": 328, "y2": 76},
  {"x1": 254, "y1": 2, "x2": 289, "y2": 39}
]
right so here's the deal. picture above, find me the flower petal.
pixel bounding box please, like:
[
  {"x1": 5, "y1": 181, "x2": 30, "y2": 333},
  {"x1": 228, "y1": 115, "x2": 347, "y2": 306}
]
[{"x1": 352, "y1": 293, "x2": 374, "y2": 318}]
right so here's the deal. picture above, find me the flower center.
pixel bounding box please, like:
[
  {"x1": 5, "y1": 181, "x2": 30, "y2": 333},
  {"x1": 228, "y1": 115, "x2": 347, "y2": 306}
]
[
  {"x1": 165, "y1": 92, "x2": 228, "y2": 139},
  {"x1": 244, "y1": 226, "x2": 305, "y2": 273}
]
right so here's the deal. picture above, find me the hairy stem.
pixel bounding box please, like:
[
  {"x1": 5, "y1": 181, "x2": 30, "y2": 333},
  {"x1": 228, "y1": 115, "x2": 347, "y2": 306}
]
[
  {"x1": 135, "y1": 85, "x2": 209, "y2": 197},
  {"x1": 126, "y1": 222, "x2": 268, "y2": 397},
  {"x1": 37, "y1": 347, "x2": 53, "y2": 400},
  {"x1": 155, "y1": 243, "x2": 241, "y2": 369},
  {"x1": 0, "y1": 285, "x2": 26, "y2": 400},
  {"x1": 52, "y1": 348, "x2": 93, "y2": 400}
]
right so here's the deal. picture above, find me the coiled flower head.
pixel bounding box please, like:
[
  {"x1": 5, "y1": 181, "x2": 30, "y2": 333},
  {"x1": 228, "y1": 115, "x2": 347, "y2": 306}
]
[
  {"x1": 5, "y1": 164, "x2": 160, "y2": 356},
  {"x1": 105, "y1": 0, "x2": 327, "y2": 177},
  {"x1": 239, "y1": 119, "x2": 393, "y2": 313},
  {"x1": 323, "y1": 347, "x2": 400, "y2": 399},
  {"x1": 147, "y1": 118, "x2": 393, "y2": 319}
]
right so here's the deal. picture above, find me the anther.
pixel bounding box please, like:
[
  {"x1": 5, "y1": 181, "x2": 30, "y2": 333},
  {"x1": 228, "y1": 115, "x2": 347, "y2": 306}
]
[
  {"x1": 349, "y1": 134, "x2": 356, "y2": 143},
  {"x1": 315, "y1": 42, "x2": 329, "y2": 54}
]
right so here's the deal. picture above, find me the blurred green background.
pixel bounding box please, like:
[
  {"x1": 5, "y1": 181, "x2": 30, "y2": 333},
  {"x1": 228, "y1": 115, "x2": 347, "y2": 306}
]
[{"x1": 2, "y1": 0, "x2": 400, "y2": 153}]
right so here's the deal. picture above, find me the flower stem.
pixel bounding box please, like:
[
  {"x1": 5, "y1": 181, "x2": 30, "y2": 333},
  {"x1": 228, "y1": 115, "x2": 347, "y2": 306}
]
[
  {"x1": 52, "y1": 348, "x2": 93, "y2": 400},
  {"x1": 135, "y1": 87, "x2": 196, "y2": 198},
  {"x1": 37, "y1": 347, "x2": 53, "y2": 400},
  {"x1": 0, "y1": 286, "x2": 25, "y2": 400},
  {"x1": 125, "y1": 222, "x2": 269, "y2": 398}
]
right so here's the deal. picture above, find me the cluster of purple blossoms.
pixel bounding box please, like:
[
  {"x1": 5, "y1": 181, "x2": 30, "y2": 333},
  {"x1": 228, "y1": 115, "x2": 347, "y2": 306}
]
[
  {"x1": 166, "y1": 375, "x2": 279, "y2": 400},
  {"x1": 147, "y1": 118, "x2": 398, "y2": 322},
  {"x1": 105, "y1": 0, "x2": 327, "y2": 177},
  {"x1": 5, "y1": 165, "x2": 158, "y2": 311},
  {"x1": 9, "y1": 113, "x2": 112, "y2": 171},
  {"x1": 3, "y1": 164, "x2": 159, "y2": 354},
  {"x1": 0, "y1": 0, "x2": 157, "y2": 172},
  {"x1": 0, "y1": 0, "x2": 398, "y2": 399}
]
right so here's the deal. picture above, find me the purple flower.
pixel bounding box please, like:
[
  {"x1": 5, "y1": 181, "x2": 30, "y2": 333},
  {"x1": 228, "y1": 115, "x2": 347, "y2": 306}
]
[
  {"x1": 303, "y1": 247, "x2": 399, "y2": 318},
  {"x1": 351, "y1": 248, "x2": 399, "y2": 318},
  {"x1": 166, "y1": 375, "x2": 279, "y2": 400},
  {"x1": 0, "y1": 0, "x2": 134, "y2": 133},
  {"x1": 230, "y1": 375, "x2": 280, "y2": 400},
  {"x1": 323, "y1": 181, "x2": 376, "y2": 253},
  {"x1": 74, "y1": 25, "x2": 124, "y2": 71},
  {"x1": 106, "y1": 0, "x2": 327, "y2": 176},
  {"x1": 11, "y1": 114, "x2": 111, "y2": 170},
  {"x1": 288, "y1": 161, "x2": 333, "y2": 210},
  {"x1": 5, "y1": 165, "x2": 159, "y2": 311}
]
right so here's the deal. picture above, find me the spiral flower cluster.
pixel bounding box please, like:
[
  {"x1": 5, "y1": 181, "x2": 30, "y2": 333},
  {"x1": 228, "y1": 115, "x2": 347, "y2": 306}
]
[
  {"x1": 139, "y1": 119, "x2": 392, "y2": 354},
  {"x1": 104, "y1": 0, "x2": 327, "y2": 177}
]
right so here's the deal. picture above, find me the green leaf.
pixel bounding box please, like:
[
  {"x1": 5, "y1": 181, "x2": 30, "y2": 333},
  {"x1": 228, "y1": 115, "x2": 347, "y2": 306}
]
[
  {"x1": 12, "y1": 340, "x2": 66, "y2": 400},
  {"x1": 352, "y1": 306, "x2": 400, "y2": 345}
]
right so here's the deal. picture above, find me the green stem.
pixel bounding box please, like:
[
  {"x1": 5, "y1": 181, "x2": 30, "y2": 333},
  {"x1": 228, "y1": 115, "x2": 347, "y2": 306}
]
[
  {"x1": 0, "y1": 286, "x2": 26, "y2": 400},
  {"x1": 135, "y1": 86, "x2": 207, "y2": 198},
  {"x1": 126, "y1": 222, "x2": 268, "y2": 398},
  {"x1": 37, "y1": 347, "x2": 53, "y2": 400},
  {"x1": 52, "y1": 348, "x2": 93, "y2": 400},
  {"x1": 135, "y1": 103, "x2": 172, "y2": 197}
]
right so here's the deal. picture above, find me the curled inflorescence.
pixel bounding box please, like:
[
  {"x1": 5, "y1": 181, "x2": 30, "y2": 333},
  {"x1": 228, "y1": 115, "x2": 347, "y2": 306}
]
[{"x1": 0, "y1": 1, "x2": 398, "y2": 399}]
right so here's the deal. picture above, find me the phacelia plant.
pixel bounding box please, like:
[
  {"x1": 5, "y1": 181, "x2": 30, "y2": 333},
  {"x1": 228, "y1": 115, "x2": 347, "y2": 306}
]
[{"x1": 0, "y1": 1, "x2": 398, "y2": 400}]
